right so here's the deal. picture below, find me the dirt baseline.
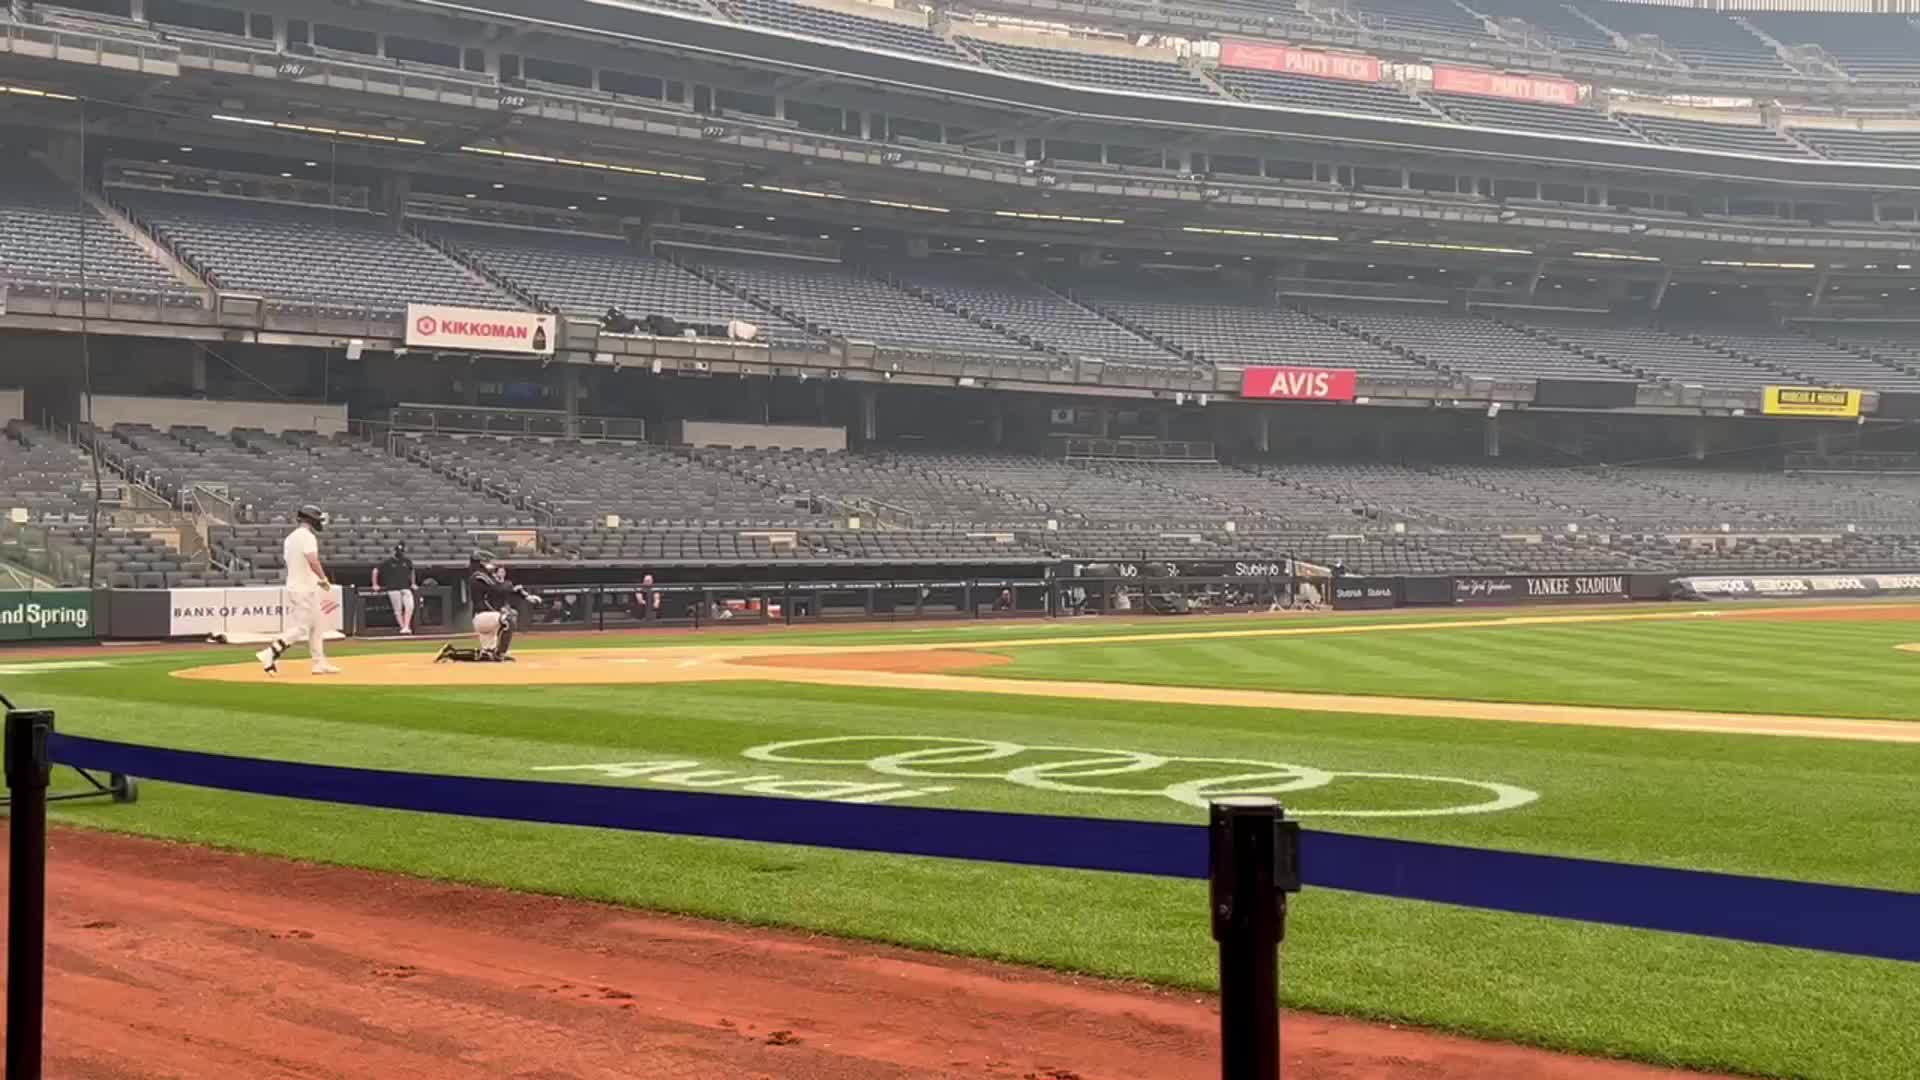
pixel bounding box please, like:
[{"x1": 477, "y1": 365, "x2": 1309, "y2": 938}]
[{"x1": 12, "y1": 826, "x2": 1718, "y2": 1080}]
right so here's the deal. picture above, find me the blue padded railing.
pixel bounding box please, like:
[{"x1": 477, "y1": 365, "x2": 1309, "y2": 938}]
[{"x1": 47, "y1": 734, "x2": 1920, "y2": 964}]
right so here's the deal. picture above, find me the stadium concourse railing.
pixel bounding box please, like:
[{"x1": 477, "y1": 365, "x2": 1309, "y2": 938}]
[{"x1": 4, "y1": 711, "x2": 1918, "y2": 1080}]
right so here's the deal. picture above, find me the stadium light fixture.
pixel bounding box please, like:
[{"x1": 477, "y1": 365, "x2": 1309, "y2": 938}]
[
  {"x1": 1182, "y1": 226, "x2": 1337, "y2": 242},
  {"x1": 995, "y1": 210, "x2": 1124, "y2": 224},
  {"x1": 0, "y1": 85, "x2": 79, "y2": 101},
  {"x1": 567, "y1": 204, "x2": 578, "y2": 211},
  {"x1": 868, "y1": 198, "x2": 948, "y2": 214},
  {"x1": 1573, "y1": 250, "x2": 1660, "y2": 263},
  {"x1": 1372, "y1": 239, "x2": 1531, "y2": 255},
  {"x1": 460, "y1": 145, "x2": 703, "y2": 182},
  {"x1": 216, "y1": 114, "x2": 427, "y2": 146},
  {"x1": 1700, "y1": 259, "x2": 1816, "y2": 270},
  {"x1": 304, "y1": 161, "x2": 318, "y2": 167}
]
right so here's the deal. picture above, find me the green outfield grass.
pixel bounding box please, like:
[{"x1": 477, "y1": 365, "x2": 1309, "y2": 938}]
[
  {"x1": 3, "y1": 611, "x2": 1918, "y2": 1079},
  {"x1": 990, "y1": 613, "x2": 1920, "y2": 720}
]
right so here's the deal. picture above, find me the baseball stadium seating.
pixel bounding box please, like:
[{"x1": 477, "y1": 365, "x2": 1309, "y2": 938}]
[
  {"x1": 1215, "y1": 68, "x2": 1438, "y2": 120},
  {"x1": 733, "y1": 0, "x2": 963, "y2": 60},
  {"x1": 1308, "y1": 303, "x2": 1634, "y2": 383},
  {"x1": 1498, "y1": 313, "x2": 1778, "y2": 389},
  {"x1": 1616, "y1": 114, "x2": 1813, "y2": 157},
  {"x1": 875, "y1": 260, "x2": 1176, "y2": 367},
  {"x1": 429, "y1": 222, "x2": 809, "y2": 345},
  {"x1": 1746, "y1": 13, "x2": 1920, "y2": 81},
  {"x1": 1422, "y1": 94, "x2": 1638, "y2": 142},
  {"x1": 957, "y1": 36, "x2": 1218, "y2": 98},
  {"x1": 685, "y1": 251, "x2": 1042, "y2": 359},
  {"x1": 114, "y1": 189, "x2": 517, "y2": 312},
  {"x1": 1062, "y1": 279, "x2": 1432, "y2": 376},
  {"x1": 1787, "y1": 128, "x2": 1920, "y2": 164},
  {"x1": 404, "y1": 435, "x2": 819, "y2": 527},
  {"x1": 0, "y1": 164, "x2": 179, "y2": 292},
  {"x1": 1579, "y1": 1, "x2": 1793, "y2": 78}
]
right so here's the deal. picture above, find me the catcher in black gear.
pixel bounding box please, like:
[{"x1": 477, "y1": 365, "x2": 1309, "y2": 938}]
[{"x1": 436, "y1": 551, "x2": 542, "y2": 662}]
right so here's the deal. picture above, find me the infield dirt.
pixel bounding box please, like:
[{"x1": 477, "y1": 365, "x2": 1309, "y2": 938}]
[{"x1": 12, "y1": 826, "x2": 1726, "y2": 1080}]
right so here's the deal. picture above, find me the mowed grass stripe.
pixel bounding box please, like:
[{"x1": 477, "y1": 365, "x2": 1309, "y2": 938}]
[{"x1": 994, "y1": 617, "x2": 1920, "y2": 721}]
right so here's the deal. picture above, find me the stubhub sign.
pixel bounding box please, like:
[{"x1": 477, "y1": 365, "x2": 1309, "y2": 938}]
[{"x1": 1240, "y1": 366, "x2": 1357, "y2": 402}]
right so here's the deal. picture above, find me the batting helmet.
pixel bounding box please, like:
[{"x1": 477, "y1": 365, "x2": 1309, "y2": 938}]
[{"x1": 296, "y1": 504, "x2": 325, "y2": 531}]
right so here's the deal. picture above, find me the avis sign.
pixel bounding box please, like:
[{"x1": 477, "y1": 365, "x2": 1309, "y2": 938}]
[
  {"x1": 406, "y1": 304, "x2": 557, "y2": 356},
  {"x1": 1240, "y1": 366, "x2": 1357, "y2": 402}
]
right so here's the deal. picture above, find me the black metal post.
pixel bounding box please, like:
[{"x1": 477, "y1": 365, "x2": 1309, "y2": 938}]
[
  {"x1": 1210, "y1": 796, "x2": 1301, "y2": 1080},
  {"x1": 6, "y1": 709, "x2": 54, "y2": 1080}
]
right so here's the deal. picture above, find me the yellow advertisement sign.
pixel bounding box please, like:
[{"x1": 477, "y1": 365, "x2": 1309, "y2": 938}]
[{"x1": 1763, "y1": 387, "x2": 1862, "y2": 418}]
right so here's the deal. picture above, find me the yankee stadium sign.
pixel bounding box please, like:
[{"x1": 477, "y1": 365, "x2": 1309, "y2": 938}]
[
  {"x1": 406, "y1": 303, "x2": 557, "y2": 356},
  {"x1": 1452, "y1": 574, "x2": 1630, "y2": 605}
]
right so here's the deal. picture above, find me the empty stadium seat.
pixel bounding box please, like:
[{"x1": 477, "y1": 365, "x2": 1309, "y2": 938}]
[
  {"x1": 1, "y1": 165, "x2": 180, "y2": 291},
  {"x1": 114, "y1": 188, "x2": 519, "y2": 312}
]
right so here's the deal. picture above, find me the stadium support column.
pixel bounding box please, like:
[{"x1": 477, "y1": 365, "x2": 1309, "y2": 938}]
[
  {"x1": 1691, "y1": 418, "x2": 1710, "y2": 462},
  {"x1": 1483, "y1": 410, "x2": 1501, "y2": 458},
  {"x1": 190, "y1": 349, "x2": 207, "y2": 395},
  {"x1": 562, "y1": 366, "x2": 583, "y2": 437},
  {"x1": 1253, "y1": 409, "x2": 1270, "y2": 454},
  {"x1": 858, "y1": 385, "x2": 878, "y2": 443},
  {"x1": 1811, "y1": 265, "x2": 1831, "y2": 308},
  {"x1": 380, "y1": 175, "x2": 411, "y2": 233},
  {"x1": 1524, "y1": 257, "x2": 1547, "y2": 299},
  {"x1": 988, "y1": 397, "x2": 1005, "y2": 448},
  {"x1": 1650, "y1": 267, "x2": 1673, "y2": 311},
  {"x1": 128, "y1": 0, "x2": 144, "y2": 19}
]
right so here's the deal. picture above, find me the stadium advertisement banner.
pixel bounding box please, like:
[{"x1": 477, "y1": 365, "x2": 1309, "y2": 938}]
[
  {"x1": 1218, "y1": 41, "x2": 1381, "y2": 83},
  {"x1": 167, "y1": 586, "x2": 347, "y2": 639},
  {"x1": 1673, "y1": 574, "x2": 1920, "y2": 600},
  {"x1": 1431, "y1": 66, "x2": 1580, "y2": 107},
  {"x1": 1762, "y1": 386, "x2": 1862, "y2": 418},
  {"x1": 406, "y1": 304, "x2": 557, "y2": 356},
  {"x1": 1331, "y1": 580, "x2": 1399, "y2": 610},
  {"x1": 1451, "y1": 574, "x2": 1630, "y2": 605},
  {"x1": 0, "y1": 589, "x2": 95, "y2": 641},
  {"x1": 1240, "y1": 366, "x2": 1358, "y2": 401}
]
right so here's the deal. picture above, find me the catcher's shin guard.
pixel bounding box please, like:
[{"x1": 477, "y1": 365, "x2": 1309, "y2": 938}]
[{"x1": 435, "y1": 644, "x2": 484, "y2": 663}]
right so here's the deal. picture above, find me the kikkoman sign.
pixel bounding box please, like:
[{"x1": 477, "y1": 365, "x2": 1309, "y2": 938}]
[
  {"x1": 406, "y1": 303, "x2": 557, "y2": 356},
  {"x1": 0, "y1": 590, "x2": 95, "y2": 642}
]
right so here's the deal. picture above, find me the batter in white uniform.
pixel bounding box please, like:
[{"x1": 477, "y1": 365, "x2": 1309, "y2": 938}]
[{"x1": 257, "y1": 504, "x2": 341, "y2": 676}]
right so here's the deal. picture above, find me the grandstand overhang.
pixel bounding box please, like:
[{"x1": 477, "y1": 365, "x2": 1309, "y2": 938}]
[{"x1": 400, "y1": 0, "x2": 1920, "y2": 193}]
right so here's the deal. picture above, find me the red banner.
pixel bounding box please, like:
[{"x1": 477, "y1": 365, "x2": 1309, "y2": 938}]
[
  {"x1": 1240, "y1": 366, "x2": 1358, "y2": 402},
  {"x1": 1432, "y1": 65, "x2": 1581, "y2": 107},
  {"x1": 1219, "y1": 41, "x2": 1382, "y2": 83}
]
